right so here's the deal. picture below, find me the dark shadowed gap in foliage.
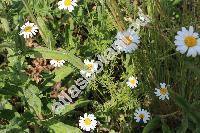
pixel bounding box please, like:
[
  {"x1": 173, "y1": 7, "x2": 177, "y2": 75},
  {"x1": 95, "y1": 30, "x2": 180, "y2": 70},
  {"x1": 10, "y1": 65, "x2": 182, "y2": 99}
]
[
  {"x1": 0, "y1": 49, "x2": 8, "y2": 68},
  {"x1": 73, "y1": 25, "x2": 89, "y2": 44},
  {"x1": 8, "y1": 96, "x2": 24, "y2": 114},
  {"x1": 87, "y1": 84, "x2": 107, "y2": 105},
  {"x1": 88, "y1": 2, "x2": 97, "y2": 12},
  {"x1": 187, "y1": 1, "x2": 194, "y2": 11},
  {"x1": 165, "y1": 116, "x2": 182, "y2": 131},
  {"x1": 55, "y1": 24, "x2": 66, "y2": 48},
  {"x1": 0, "y1": 37, "x2": 3, "y2": 43},
  {"x1": 112, "y1": 54, "x2": 126, "y2": 82},
  {"x1": 55, "y1": 39, "x2": 62, "y2": 48},
  {"x1": 0, "y1": 118, "x2": 9, "y2": 125},
  {"x1": 0, "y1": 54, "x2": 5, "y2": 65}
]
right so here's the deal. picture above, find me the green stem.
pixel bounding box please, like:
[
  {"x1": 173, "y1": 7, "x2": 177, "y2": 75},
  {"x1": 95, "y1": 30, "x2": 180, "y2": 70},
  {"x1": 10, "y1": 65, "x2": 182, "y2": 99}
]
[
  {"x1": 105, "y1": 0, "x2": 126, "y2": 31},
  {"x1": 159, "y1": 111, "x2": 180, "y2": 118},
  {"x1": 21, "y1": 0, "x2": 48, "y2": 47}
]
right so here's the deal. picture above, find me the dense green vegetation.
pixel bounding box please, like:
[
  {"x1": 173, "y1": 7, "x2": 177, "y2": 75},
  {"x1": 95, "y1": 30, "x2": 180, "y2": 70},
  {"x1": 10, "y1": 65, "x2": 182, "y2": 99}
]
[{"x1": 0, "y1": 0, "x2": 200, "y2": 132}]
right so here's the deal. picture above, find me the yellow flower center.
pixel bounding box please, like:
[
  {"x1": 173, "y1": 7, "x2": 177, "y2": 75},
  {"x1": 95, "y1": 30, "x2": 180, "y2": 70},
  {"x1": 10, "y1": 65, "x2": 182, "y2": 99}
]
[
  {"x1": 87, "y1": 64, "x2": 93, "y2": 71},
  {"x1": 64, "y1": 0, "x2": 71, "y2": 6},
  {"x1": 123, "y1": 36, "x2": 132, "y2": 45},
  {"x1": 130, "y1": 79, "x2": 136, "y2": 85},
  {"x1": 139, "y1": 114, "x2": 145, "y2": 119},
  {"x1": 160, "y1": 88, "x2": 168, "y2": 95},
  {"x1": 24, "y1": 26, "x2": 32, "y2": 32},
  {"x1": 184, "y1": 36, "x2": 197, "y2": 47},
  {"x1": 84, "y1": 118, "x2": 92, "y2": 126}
]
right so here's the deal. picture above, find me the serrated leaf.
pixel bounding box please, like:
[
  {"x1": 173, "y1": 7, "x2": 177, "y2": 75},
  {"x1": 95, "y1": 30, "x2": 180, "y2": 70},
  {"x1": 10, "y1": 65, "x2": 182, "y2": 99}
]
[
  {"x1": 37, "y1": 16, "x2": 56, "y2": 48},
  {"x1": 142, "y1": 117, "x2": 160, "y2": 133},
  {"x1": 7, "y1": 48, "x2": 17, "y2": 67},
  {"x1": 23, "y1": 84, "x2": 42, "y2": 118},
  {"x1": 27, "y1": 47, "x2": 84, "y2": 69},
  {"x1": 48, "y1": 122, "x2": 82, "y2": 133},
  {"x1": 46, "y1": 65, "x2": 73, "y2": 86}
]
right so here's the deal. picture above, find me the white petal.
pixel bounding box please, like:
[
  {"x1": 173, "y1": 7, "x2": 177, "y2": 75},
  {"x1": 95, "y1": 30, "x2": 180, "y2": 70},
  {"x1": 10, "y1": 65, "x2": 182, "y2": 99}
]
[
  {"x1": 68, "y1": 6, "x2": 74, "y2": 12},
  {"x1": 175, "y1": 35, "x2": 184, "y2": 41},
  {"x1": 176, "y1": 45, "x2": 188, "y2": 54},
  {"x1": 166, "y1": 95, "x2": 169, "y2": 100},
  {"x1": 177, "y1": 31, "x2": 184, "y2": 37},
  {"x1": 174, "y1": 40, "x2": 184, "y2": 46},
  {"x1": 189, "y1": 26, "x2": 194, "y2": 35},
  {"x1": 195, "y1": 45, "x2": 200, "y2": 55},
  {"x1": 160, "y1": 83, "x2": 166, "y2": 88},
  {"x1": 193, "y1": 33, "x2": 199, "y2": 38},
  {"x1": 187, "y1": 48, "x2": 196, "y2": 57}
]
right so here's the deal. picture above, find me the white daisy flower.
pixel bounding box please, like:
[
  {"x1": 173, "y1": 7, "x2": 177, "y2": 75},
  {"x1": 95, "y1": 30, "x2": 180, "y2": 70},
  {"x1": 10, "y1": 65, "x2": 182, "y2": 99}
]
[
  {"x1": 80, "y1": 59, "x2": 98, "y2": 77},
  {"x1": 58, "y1": 0, "x2": 77, "y2": 12},
  {"x1": 175, "y1": 26, "x2": 200, "y2": 57},
  {"x1": 134, "y1": 108, "x2": 150, "y2": 123},
  {"x1": 126, "y1": 76, "x2": 138, "y2": 89},
  {"x1": 50, "y1": 59, "x2": 65, "y2": 67},
  {"x1": 19, "y1": 21, "x2": 39, "y2": 39},
  {"x1": 154, "y1": 83, "x2": 169, "y2": 100},
  {"x1": 79, "y1": 113, "x2": 97, "y2": 131},
  {"x1": 114, "y1": 29, "x2": 140, "y2": 53}
]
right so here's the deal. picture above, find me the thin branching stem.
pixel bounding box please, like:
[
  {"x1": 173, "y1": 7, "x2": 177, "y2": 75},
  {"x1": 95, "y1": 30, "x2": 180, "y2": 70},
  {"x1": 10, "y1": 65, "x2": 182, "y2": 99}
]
[
  {"x1": 21, "y1": 0, "x2": 48, "y2": 47},
  {"x1": 105, "y1": 0, "x2": 126, "y2": 31}
]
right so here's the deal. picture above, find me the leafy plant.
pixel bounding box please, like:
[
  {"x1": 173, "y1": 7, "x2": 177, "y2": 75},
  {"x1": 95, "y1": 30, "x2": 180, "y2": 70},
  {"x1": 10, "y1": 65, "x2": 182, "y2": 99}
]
[{"x1": 0, "y1": 0, "x2": 200, "y2": 132}]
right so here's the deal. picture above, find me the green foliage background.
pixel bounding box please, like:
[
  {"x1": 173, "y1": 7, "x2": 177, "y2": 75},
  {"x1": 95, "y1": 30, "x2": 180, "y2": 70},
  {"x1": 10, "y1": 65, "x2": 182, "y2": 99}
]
[{"x1": 0, "y1": 0, "x2": 200, "y2": 132}]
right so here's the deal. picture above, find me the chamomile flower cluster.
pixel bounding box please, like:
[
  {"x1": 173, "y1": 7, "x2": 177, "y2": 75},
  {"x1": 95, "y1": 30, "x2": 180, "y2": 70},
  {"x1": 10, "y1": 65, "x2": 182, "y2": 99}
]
[
  {"x1": 17, "y1": 1, "x2": 199, "y2": 130},
  {"x1": 50, "y1": 60, "x2": 65, "y2": 67}
]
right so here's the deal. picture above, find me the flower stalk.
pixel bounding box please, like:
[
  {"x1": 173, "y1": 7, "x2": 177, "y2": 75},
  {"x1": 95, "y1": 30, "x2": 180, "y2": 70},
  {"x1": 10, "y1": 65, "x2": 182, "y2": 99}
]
[
  {"x1": 21, "y1": 0, "x2": 47, "y2": 46},
  {"x1": 106, "y1": 0, "x2": 126, "y2": 32}
]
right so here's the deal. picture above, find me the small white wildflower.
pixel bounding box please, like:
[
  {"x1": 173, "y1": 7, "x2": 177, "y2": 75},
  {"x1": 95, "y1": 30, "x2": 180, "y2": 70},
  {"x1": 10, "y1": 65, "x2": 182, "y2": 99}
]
[
  {"x1": 126, "y1": 76, "x2": 138, "y2": 89},
  {"x1": 79, "y1": 113, "x2": 97, "y2": 131},
  {"x1": 175, "y1": 26, "x2": 200, "y2": 57},
  {"x1": 58, "y1": 0, "x2": 77, "y2": 12},
  {"x1": 50, "y1": 59, "x2": 65, "y2": 67},
  {"x1": 19, "y1": 21, "x2": 39, "y2": 38},
  {"x1": 114, "y1": 29, "x2": 140, "y2": 53},
  {"x1": 80, "y1": 59, "x2": 98, "y2": 77},
  {"x1": 134, "y1": 108, "x2": 150, "y2": 123},
  {"x1": 154, "y1": 83, "x2": 169, "y2": 100}
]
